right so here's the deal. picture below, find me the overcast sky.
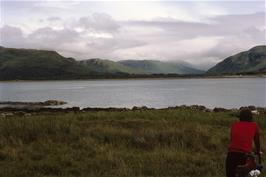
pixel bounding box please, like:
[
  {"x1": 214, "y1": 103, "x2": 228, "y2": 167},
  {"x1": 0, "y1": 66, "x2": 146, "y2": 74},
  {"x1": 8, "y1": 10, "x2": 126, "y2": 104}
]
[{"x1": 0, "y1": 0, "x2": 265, "y2": 69}]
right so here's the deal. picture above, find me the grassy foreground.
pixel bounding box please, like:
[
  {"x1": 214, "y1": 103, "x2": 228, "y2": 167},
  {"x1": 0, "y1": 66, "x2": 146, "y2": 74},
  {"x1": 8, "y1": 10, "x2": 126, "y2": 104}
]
[{"x1": 0, "y1": 108, "x2": 265, "y2": 177}]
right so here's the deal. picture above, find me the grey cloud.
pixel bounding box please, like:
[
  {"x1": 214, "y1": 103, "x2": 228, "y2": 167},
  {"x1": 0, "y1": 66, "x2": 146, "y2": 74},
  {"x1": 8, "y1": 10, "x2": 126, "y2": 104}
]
[
  {"x1": 86, "y1": 39, "x2": 144, "y2": 51},
  {"x1": 0, "y1": 25, "x2": 23, "y2": 38},
  {"x1": 0, "y1": 25, "x2": 81, "y2": 54},
  {"x1": 123, "y1": 20, "x2": 210, "y2": 39},
  {"x1": 47, "y1": 16, "x2": 62, "y2": 22},
  {"x1": 201, "y1": 32, "x2": 265, "y2": 60},
  {"x1": 194, "y1": 24, "x2": 265, "y2": 60},
  {"x1": 122, "y1": 12, "x2": 265, "y2": 40},
  {"x1": 28, "y1": 27, "x2": 79, "y2": 44},
  {"x1": 20, "y1": 27, "x2": 80, "y2": 52},
  {"x1": 213, "y1": 12, "x2": 265, "y2": 27},
  {"x1": 0, "y1": 25, "x2": 24, "y2": 47},
  {"x1": 79, "y1": 13, "x2": 120, "y2": 33},
  {"x1": 243, "y1": 27, "x2": 265, "y2": 43},
  {"x1": 0, "y1": 23, "x2": 142, "y2": 60}
]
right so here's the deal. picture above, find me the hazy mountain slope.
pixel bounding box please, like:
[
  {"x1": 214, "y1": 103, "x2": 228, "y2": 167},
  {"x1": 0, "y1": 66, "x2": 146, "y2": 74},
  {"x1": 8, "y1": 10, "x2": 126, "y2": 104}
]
[
  {"x1": 80, "y1": 59, "x2": 203, "y2": 75},
  {"x1": 119, "y1": 60, "x2": 203, "y2": 74},
  {"x1": 79, "y1": 59, "x2": 144, "y2": 74},
  {"x1": 207, "y1": 45, "x2": 266, "y2": 75}
]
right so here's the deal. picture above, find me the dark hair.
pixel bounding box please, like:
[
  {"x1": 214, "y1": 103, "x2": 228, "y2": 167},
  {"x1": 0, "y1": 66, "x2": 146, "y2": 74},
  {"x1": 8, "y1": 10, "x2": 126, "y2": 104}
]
[{"x1": 239, "y1": 108, "x2": 253, "y2": 121}]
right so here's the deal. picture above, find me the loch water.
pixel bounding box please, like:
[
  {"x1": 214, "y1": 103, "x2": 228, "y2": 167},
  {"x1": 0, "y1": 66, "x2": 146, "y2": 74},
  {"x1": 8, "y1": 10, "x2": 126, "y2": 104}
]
[{"x1": 0, "y1": 78, "x2": 265, "y2": 109}]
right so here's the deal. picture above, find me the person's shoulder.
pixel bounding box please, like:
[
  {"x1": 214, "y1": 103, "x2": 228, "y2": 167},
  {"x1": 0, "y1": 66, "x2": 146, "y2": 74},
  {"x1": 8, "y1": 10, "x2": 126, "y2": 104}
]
[
  {"x1": 234, "y1": 121, "x2": 256, "y2": 127},
  {"x1": 249, "y1": 121, "x2": 257, "y2": 126},
  {"x1": 246, "y1": 121, "x2": 258, "y2": 129}
]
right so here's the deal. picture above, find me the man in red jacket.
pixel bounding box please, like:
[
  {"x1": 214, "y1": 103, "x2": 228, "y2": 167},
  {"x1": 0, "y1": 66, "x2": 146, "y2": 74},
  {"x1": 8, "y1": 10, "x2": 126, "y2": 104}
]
[{"x1": 226, "y1": 108, "x2": 262, "y2": 177}]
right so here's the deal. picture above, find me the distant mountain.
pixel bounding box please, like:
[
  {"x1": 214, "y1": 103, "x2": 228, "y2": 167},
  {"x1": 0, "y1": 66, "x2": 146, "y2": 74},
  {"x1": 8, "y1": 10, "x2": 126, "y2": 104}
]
[
  {"x1": 80, "y1": 59, "x2": 203, "y2": 75},
  {"x1": 207, "y1": 45, "x2": 266, "y2": 75},
  {"x1": 118, "y1": 60, "x2": 203, "y2": 74},
  {"x1": 79, "y1": 58, "x2": 144, "y2": 74},
  {"x1": 0, "y1": 46, "x2": 203, "y2": 80}
]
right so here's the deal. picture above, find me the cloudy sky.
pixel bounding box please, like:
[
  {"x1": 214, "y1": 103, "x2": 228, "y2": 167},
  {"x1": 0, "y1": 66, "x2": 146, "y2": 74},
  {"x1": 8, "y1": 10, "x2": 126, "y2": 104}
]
[{"x1": 0, "y1": 0, "x2": 265, "y2": 69}]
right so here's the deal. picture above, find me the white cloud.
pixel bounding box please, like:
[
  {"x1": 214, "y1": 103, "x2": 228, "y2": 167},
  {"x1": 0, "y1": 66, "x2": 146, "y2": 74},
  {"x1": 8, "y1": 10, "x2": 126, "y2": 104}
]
[
  {"x1": 0, "y1": 25, "x2": 24, "y2": 47},
  {"x1": 78, "y1": 13, "x2": 120, "y2": 33}
]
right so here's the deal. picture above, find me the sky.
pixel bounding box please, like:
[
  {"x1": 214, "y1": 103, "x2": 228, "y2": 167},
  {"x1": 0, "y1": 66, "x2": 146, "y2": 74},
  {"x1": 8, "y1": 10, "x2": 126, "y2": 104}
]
[{"x1": 0, "y1": 0, "x2": 265, "y2": 69}]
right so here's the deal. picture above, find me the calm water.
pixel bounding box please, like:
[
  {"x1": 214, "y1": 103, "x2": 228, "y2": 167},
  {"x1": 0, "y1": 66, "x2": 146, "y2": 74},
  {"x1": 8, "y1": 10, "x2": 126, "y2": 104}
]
[{"x1": 0, "y1": 78, "x2": 265, "y2": 109}]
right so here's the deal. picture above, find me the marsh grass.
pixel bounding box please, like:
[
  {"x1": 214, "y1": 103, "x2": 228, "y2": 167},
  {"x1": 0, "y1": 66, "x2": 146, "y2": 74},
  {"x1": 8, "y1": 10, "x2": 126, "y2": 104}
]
[{"x1": 0, "y1": 109, "x2": 265, "y2": 177}]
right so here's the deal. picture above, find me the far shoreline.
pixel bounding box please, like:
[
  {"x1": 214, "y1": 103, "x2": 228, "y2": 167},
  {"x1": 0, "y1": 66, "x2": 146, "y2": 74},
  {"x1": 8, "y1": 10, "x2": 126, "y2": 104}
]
[
  {"x1": 0, "y1": 74, "x2": 265, "y2": 82},
  {"x1": 0, "y1": 104, "x2": 265, "y2": 114}
]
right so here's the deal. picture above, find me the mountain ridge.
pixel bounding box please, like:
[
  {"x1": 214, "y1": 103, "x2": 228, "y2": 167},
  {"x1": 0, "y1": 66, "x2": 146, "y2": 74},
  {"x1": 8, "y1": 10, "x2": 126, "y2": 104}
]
[
  {"x1": 0, "y1": 46, "x2": 203, "y2": 80},
  {"x1": 207, "y1": 45, "x2": 266, "y2": 75},
  {"x1": 1, "y1": 45, "x2": 265, "y2": 80}
]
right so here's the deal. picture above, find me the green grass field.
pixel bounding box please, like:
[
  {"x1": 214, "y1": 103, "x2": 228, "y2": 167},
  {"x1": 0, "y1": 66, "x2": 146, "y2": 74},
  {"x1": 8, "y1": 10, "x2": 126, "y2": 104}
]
[{"x1": 0, "y1": 108, "x2": 265, "y2": 177}]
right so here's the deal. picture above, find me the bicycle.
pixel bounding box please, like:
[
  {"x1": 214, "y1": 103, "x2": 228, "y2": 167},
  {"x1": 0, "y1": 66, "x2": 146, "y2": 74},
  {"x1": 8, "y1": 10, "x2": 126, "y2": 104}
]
[{"x1": 235, "y1": 152, "x2": 263, "y2": 177}]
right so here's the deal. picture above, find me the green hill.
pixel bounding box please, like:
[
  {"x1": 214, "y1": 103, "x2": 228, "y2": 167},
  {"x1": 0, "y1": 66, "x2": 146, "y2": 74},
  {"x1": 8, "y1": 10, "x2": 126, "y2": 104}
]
[
  {"x1": 0, "y1": 46, "x2": 92, "y2": 80},
  {"x1": 207, "y1": 45, "x2": 266, "y2": 75}
]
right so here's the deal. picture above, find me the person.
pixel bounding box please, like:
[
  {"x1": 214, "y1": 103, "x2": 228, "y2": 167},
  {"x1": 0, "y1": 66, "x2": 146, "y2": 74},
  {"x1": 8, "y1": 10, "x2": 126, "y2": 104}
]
[{"x1": 226, "y1": 108, "x2": 262, "y2": 177}]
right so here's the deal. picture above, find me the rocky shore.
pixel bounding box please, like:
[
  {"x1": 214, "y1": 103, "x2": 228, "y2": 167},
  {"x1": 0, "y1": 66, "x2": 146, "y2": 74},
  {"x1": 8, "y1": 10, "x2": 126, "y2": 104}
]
[{"x1": 0, "y1": 104, "x2": 265, "y2": 118}]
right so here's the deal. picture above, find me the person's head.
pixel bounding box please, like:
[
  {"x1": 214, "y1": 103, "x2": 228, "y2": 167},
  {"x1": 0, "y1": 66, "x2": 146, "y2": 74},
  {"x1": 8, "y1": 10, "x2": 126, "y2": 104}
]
[{"x1": 239, "y1": 108, "x2": 253, "y2": 122}]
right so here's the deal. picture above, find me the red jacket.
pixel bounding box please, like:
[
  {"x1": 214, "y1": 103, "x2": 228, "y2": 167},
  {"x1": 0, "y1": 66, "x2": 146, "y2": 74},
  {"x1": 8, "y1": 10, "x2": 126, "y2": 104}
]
[{"x1": 228, "y1": 121, "x2": 259, "y2": 153}]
